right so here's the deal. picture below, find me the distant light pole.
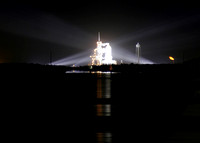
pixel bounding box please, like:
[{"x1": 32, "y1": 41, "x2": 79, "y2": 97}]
[
  {"x1": 136, "y1": 42, "x2": 141, "y2": 64},
  {"x1": 169, "y1": 56, "x2": 175, "y2": 64}
]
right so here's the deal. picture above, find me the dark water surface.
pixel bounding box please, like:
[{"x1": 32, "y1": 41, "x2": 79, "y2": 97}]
[{"x1": 2, "y1": 66, "x2": 200, "y2": 142}]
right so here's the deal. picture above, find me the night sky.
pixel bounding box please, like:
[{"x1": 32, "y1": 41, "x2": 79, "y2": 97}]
[{"x1": 0, "y1": 0, "x2": 200, "y2": 65}]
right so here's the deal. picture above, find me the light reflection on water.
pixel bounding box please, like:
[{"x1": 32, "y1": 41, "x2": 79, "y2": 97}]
[
  {"x1": 66, "y1": 71, "x2": 113, "y2": 142},
  {"x1": 65, "y1": 70, "x2": 90, "y2": 73},
  {"x1": 96, "y1": 104, "x2": 111, "y2": 116},
  {"x1": 96, "y1": 132, "x2": 112, "y2": 143},
  {"x1": 65, "y1": 70, "x2": 199, "y2": 143},
  {"x1": 97, "y1": 72, "x2": 111, "y2": 99},
  {"x1": 96, "y1": 72, "x2": 112, "y2": 143}
]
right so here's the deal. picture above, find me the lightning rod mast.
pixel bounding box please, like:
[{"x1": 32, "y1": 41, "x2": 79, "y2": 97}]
[{"x1": 136, "y1": 42, "x2": 141, "y2": 64}]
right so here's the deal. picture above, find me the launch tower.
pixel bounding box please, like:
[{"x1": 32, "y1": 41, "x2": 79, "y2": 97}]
[{"x1": 90, "y1": 32, "x2": 116, "y2": 65}]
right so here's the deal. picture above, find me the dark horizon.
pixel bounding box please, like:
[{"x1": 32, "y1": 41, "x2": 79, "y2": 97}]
[{"x1": 1, "y1": 56, "x2": 200, "y2": 142}]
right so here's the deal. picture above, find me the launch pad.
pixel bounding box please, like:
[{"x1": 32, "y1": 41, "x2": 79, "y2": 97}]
[{"x1": 90, "y1": 32, "x2": 117, "y2": 66}]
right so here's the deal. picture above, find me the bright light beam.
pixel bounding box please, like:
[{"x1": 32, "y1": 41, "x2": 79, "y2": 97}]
[
  {"x1": 52, "y1": 50, "x2": 91, "y2": 66},
  {"x1": 0, "y1": 9, "x2": 94, "y2": 50},
  {"x1": 113, "y1": 15, "x2": 200, "y2": 45},
  {"x1": 110, "y1": 15, "x2": 200, "y2": 64},
  {"x1": 112, "y1": 46, "x2": 154, "y2": 64}
]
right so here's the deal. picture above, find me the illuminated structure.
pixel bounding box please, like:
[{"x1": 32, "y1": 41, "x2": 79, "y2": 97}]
[
  {"x1": 90, "y1": 32, "x2": 116, "y2": 65},
  {"x1": 136, "y1": 42, "x2": 141, "y2": 64}
]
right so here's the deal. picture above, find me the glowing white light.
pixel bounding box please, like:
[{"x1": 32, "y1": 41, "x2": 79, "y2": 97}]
[
  {"x1": 136, "y1": 42, "x2": 140, "y2": 48},
  {"x1": 90, "y1": 33, "x2": 116, "y2": 65},
  {"x1": 136, "y1": 42, "x2": 141, "y2": 64}
]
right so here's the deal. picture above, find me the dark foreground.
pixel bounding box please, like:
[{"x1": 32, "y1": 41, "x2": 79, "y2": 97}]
[{"x1": 1, "y1": 63, "x2": 200, "y2": 142}]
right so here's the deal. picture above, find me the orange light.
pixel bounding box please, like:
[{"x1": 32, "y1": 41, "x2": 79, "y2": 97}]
[{"x1": 169, "y1": 56, "x2": 174, "y2": 61}]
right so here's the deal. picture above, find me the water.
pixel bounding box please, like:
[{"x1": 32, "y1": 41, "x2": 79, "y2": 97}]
[
  {"x1": 87, "y1": 71, "x2": 200, "y2": 143},
  {"x1": 2, "y1": 68, "x2": 200, "y2": 142},
  {"x1": 95, "y1": 72, "x2": 112, "y2": 143},
  {"x1": 65, "y1": 71, "x2": 113, "y2": 142}
]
